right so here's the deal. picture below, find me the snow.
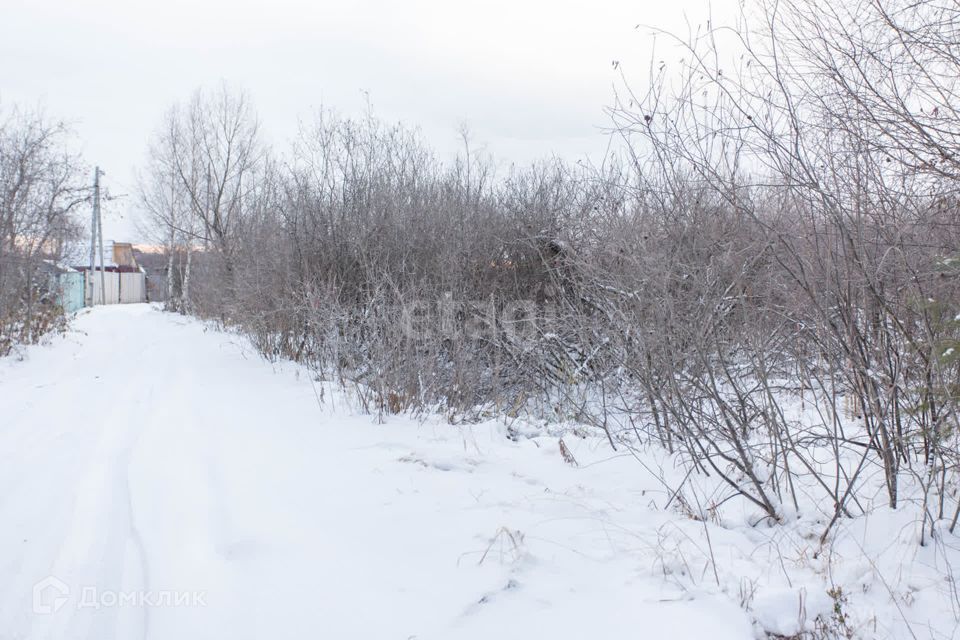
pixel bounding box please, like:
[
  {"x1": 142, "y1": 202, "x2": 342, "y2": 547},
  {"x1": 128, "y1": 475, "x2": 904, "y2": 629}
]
[
  {"x1": 0, "y1": 305, "x2": 752, "y2": 639},
  {"x1": 0, "y1": 304, "x2": 957, "y2": 639}
]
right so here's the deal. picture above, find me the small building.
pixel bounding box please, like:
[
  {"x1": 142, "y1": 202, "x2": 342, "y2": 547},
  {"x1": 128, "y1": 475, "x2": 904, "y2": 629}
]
[
  {"x1": 65, "y1": 240, "x2": 147, "y2": 306},
  {"x1": 41, "y1": 261, "x2": 86, "y2": 313},
  {"x1": 57, "y1": 267, "x2": 86, "y2": 313}
]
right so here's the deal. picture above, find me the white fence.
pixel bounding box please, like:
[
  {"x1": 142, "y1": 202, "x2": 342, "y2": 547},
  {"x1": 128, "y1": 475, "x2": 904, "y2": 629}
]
[
  {"x1": 119, "y1": 272, "x2": 145, "y2": 303},
  {"x1": 86, "y1": 270, "x2": 146, "y2": 305}
]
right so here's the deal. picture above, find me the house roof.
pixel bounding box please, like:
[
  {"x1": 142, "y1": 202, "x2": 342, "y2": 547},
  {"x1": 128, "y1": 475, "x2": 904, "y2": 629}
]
[
  {"x1": 63, "y1": 240, "x2": 117, "y2": 269},
  {"x1": 63, "y1": 240, "x2": 141, "y2": 271},
  {"x1": 112, "y1": 243, "x2": 139, "y2": 269}
]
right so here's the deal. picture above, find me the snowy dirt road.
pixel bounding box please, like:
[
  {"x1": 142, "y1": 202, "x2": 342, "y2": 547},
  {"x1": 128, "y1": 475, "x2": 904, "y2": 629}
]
[{"x1": 0, "y1": 305, "x2": 754, "y2": 639}]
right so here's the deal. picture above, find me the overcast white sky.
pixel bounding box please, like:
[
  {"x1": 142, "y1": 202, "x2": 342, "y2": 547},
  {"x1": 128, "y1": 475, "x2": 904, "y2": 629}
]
[{"x1": 2, "y1": 0, "x2": 734, "y2": 242}]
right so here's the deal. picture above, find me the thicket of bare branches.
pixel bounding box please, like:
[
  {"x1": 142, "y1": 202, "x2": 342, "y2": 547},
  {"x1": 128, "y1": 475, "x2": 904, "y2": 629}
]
[
  {"x1": 141, "y1": 0, "x2": 960, "y2": 539},
  {"x1": 603, "y1": 0, "x2": 960, "y2": 534},
  {"x1": 0, "y1": 105, "x2": 85, "y2": 355}
]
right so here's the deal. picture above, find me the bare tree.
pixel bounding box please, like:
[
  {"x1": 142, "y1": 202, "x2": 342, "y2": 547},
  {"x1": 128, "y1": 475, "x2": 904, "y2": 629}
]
[
  {"x1": 140, "y1": 85, "x2": 262, "y2": 314},
  {"x1": 0, "y1": 104, "x2": 86, "y2": 353}
]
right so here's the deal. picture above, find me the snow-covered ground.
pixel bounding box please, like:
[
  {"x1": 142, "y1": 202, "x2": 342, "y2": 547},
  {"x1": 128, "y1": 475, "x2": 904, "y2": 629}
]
[{"x1": 0, "y1": 305, "x2": 956, "y2": 639}]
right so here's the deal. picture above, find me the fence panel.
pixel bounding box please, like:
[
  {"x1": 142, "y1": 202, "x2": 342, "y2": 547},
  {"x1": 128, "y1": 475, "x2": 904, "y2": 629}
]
[
  {"x1": 119, "y1": 272, "x2": 145, "y2": 304},
  {"x1": 89, "y1": 271, "x2": 120, "y2": 305}
]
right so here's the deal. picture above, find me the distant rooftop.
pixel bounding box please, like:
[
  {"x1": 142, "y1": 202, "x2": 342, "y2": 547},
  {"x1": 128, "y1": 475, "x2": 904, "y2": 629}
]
[{"x1": 63, "y1": 240, "x2": 141, "y2": 271}]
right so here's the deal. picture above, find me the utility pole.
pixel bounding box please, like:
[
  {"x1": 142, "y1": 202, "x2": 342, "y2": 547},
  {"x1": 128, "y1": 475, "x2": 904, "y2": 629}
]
[
  {"x1": 88, "y1": 167, "x2": 107, "y2": 305},
  {"x1": 88, "y1": 169, "x2": 98, "y2": 305},
  {"x1": 96, "y1": 168, "x2": 107, "y2": 305}
]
